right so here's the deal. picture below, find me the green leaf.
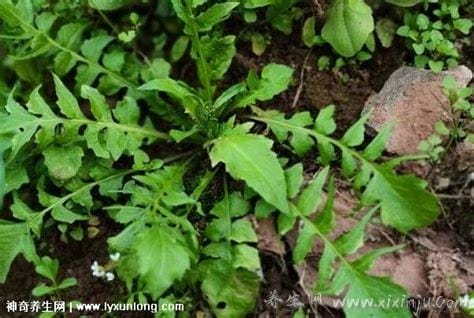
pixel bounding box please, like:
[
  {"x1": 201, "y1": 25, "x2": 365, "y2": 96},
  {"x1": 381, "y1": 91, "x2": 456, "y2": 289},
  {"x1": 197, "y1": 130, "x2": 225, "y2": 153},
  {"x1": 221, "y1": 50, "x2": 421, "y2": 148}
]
[
  {"x1": 233, "y1": 244, "x2": 260, "y2": 269},
  {"x1": 133, "y1": 225, "x2": 191, "y2": 299},
  {"x1": 362, "y1": 166, "x2": 440, "y2": 232},
  {"x1": 201, "y1": 260, "x2": 259, "y2": 317},
  {"x1": 81, "y1": 36, "x2": 114, "y2": 63},
  {"x1": 0, "y1": 1, "x2": 25, "y2": 27},
  {"x1": 285, "y1": 163, "x2": 304, "y2": 199},
  {"x1": 255, "y1": 199, "x2": 276, "y2": 218},
  {"x1": 51, "y1": 206, "x2": 89, "y2": 224},
  {"x1": 32, "y1": 284, "x2": 57, "y2": 297},
  {"x1": 315, "y1": 105, "x2": 337, "y2": 135},
  {"x1": 243, "y1": 0, "x2": 273, "y2": 8},
  {"x1": 170, "y1": 36, "x2": 190, "y2": 62},
  {"x1": 254, "y1": 111, "x2": 440, "y2": 232},
  {"x1": 385, "y1": 0, "x2": 422, "y2": 6},
  {"x1": 88, "y1": 0, "x2": 132, "y2": 10},
  {"x1": 363, "y1": 123, "x2": 393, "y2": 160},
  {"x1": 250, "y1": 32, "x2": 267, "y2": 56},
  {"x1": 35, "y1": 256, "x2": 59, "y2": 281},
  {"x1": 53, "y1": 74, "x2": 85, "y2": 119},
  {"x1": 0, "y1": 152, "x2": 4, "y2": 209},
  {"x1": 58, "y1": 277, "x2": 78, "y2": 289},
  {"x1": 453, "y1": 19, "x2": 472, "y2": 35},
  {"x1": 210, "y1": 132, "x2": 289, "y2": 214},
  {"x1": 43, "y1": 146, "x2": 84, "y2": 181},
  {"x1": 428, "y1": 60, "x2": 444, "y2": 73},
  {"x1": 302, "y1": 17, "x2": 324, "y2": 47},
  {"x1": 259, "y1": 110, "x2": 314, "y2": 155},
  {"x1": 293, "y1": 221, "x2": 316, "y2": 264},
  {"x1": 375, "y1": 19, "x2": 396, "y2": 48},
  {"x1": 314, "y1": 176, "x2": 336, "y2": 234},
  {"x1": 321, "y1": 0, "x2": 374, "y2": 57},
  {"x1": 337, "y1": 268, "x2": 410, "y2": 317},
  {"x1": 196, "y1": 2, "x2": 239, "y2": 32},
  {"x1": 1, "y1": 78, "x2": 166, "y2": 162},
  {"x1": 236, "y1": 64, "x2": 294, "y2": 108},
  {"x1": 292, "y1": 196, "x2": 411, "y2": 317},
  {"x1": 340, "y1": 111, "x2": 370, "y2": 147},
  {"x1": 0, "y1": 223, "x2": 28, "y2": 283},
  {"x1": 230, "y1": 219, "x2": 258, "y2": 243},
  {"x1": 297, "y1": 166, "x2": 329, "y2": 216}
]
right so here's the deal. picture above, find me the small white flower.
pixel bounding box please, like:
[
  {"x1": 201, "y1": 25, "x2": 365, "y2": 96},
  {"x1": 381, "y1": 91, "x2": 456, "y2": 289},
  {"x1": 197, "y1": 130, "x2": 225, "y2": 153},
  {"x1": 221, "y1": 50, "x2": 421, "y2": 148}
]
[
  {"x1": 93, "y1": 268, "x2": 106, "y2": 278},
  {"x1": 91, "y1": 261, "x2": 99, "y2": 271},
  {"x1": 459, "y1": 294, "x2": 474, "y2": 310},
  {"x1": 91, "y1": 261, "x2": 106, "y2": 277},
  {"x1": 110, "y1": 252, "x2": 121, "y2": 262},
  {"x1": 105, "y1": 272, "x2": 115, "y2": 281}
]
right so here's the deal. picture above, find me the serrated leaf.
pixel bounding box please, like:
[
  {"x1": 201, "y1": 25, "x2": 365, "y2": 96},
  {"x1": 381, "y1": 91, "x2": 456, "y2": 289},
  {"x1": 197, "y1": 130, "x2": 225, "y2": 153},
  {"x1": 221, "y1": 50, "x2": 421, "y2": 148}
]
[
  {"x1": 362, "y1": 167, "x2": 440, "y2": 232},
  {"x1": 80, "y1": 35, "x2": 114, "y2": 62},
  {"x1": 230, "y1": 219, "x2": 258, "y2": 243},
  {"x1": 363, "y1": 123, "x2": 393, "y2": 160},
  {"x1": 297, "y1": 166, "x2": 329, "y2": 216},
  {"x1": 0, "y1": 223, "x2": 28, "y2": 283},
  {"x1": 1, "y1": 78, "x2": 166, "y2": 162},
  {"x1": 196, "y1": 2, "x2": 239, "y2": 32},
  {"x1": 201, "y1": 260, "x2": 259, "y2": 317},
  {"x1": 199, "y1": 35, "x2": 236, "y2": 82},
  {"x1": 315, "y1": 105, "x2": 337, "y2": 135},
  {"x1": 51, "y1": 206, "x2": 89, "y2": 224},
  {"x1": 259, "y1": 110, "x2": 314, "y2": 155},
  {"x1": 293, "y1": 222, "x2": 316, "y2": 264},
  {"x1": 341, "y1": 112, "x2": 370, "y2": 147},
  {"x1": 314, "y1": 176, "x2": 336, "y2": 234},
  {"x1": 35, "y1": 256, "x2": 58, "y2": 281},
  {"x1": 133, "y1": 225, "x2": 191, "y2": 299},
  {"x1": 341, "y1": 149, "x2": 357, "y2": 177},
  {"x1": 236, "y1": 64, "x2": 294, "y2": 108},
  {"x1": 285, "y1": 163, "x2": 304, "y2": 198},
  {"x1": 337, "y1": 267, "x2": 411, "y2": 317},
  {"x1": 43, "y1": 146, "x2": 84, "y2": 181},
  {"x1": 254, "y1": 199, "x2": 276, "y2": 218},
  {"x1": 254, "y1": 112, "x2": 440, "y2": 232},
  {"x1": 210, "y1": 133, "x2": 289, "y2": 214},
  {"x1": 233, "y1": 244, "x2": 260, "y2": 269}
]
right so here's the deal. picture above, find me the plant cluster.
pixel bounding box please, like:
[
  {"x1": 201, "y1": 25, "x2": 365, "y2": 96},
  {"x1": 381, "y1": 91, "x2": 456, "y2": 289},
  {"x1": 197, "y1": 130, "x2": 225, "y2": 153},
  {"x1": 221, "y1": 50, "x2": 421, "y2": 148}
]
[
  {"x1": 397, "y1": 0, "x2": 473, "y2": 72},
  {"x1": 0, "y1": 0, "x2": 465, "y2": 317},
  {"x1": 419, "y1": 75, "x2": 473, "y2": 161}
]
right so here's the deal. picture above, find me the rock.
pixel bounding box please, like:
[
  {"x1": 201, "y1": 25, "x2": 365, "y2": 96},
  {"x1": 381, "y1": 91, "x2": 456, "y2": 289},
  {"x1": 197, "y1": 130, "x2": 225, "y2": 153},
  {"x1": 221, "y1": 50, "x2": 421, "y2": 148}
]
[
  {"x1": 363, "y1": 65, "x2": 472, "y2": 155},
  {"x1": 456, "y1": 139, "x2": 474, "y2": 171}
]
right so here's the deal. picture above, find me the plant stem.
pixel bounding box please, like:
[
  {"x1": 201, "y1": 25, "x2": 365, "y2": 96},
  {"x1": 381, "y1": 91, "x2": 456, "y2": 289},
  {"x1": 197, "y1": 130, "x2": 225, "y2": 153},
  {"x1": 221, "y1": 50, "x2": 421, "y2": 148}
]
[{"x1": 184, "y1": 1, "x2": 214, "y2": 106}]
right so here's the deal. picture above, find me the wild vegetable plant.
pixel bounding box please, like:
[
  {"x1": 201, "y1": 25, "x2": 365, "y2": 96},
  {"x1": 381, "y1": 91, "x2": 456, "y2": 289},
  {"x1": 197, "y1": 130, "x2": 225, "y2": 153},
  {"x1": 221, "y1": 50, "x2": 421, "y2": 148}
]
[
  {"x1": 397, "y1": 0, "x2": 472, "y2": 72},
  {"x1": 419, "y1": 75, "x2": 474, "y2": 161},
  {"x1": 0, "y1": 0, "x2": 444, "y2": 317}
]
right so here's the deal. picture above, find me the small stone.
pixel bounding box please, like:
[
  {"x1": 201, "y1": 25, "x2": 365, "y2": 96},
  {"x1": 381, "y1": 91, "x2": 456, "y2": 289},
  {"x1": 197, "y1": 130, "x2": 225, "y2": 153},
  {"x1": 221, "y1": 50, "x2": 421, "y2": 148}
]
[
  {"x1": 363, "y1": 65, "x2": 472, "y2": 155},
  {"x1": 456, "y1": 139, "x2": 474, "y2": 170}
]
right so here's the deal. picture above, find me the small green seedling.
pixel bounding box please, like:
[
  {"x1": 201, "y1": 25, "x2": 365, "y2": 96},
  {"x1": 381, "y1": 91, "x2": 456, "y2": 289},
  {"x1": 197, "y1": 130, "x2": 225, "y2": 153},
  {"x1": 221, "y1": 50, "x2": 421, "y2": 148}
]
[
  {"x1": 32, "y1": 257, "x2": 77, "y2": 297},
  {"x1": 397, "y1": 0, "x2": 472, "y2": 72}
]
